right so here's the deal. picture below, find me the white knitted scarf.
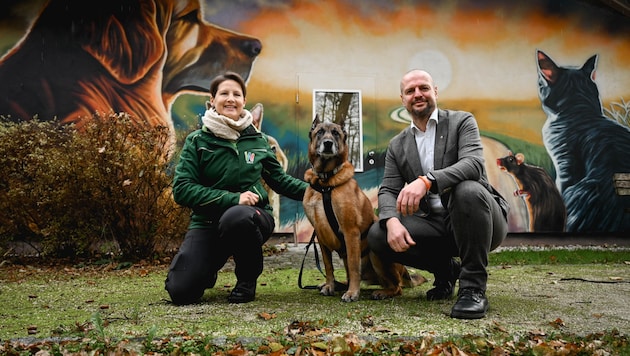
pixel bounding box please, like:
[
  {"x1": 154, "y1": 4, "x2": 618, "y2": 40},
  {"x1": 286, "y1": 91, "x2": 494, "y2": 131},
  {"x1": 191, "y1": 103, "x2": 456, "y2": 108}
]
[{"x1": 202, "y1": 107, "x2": 253, "y2": 141}]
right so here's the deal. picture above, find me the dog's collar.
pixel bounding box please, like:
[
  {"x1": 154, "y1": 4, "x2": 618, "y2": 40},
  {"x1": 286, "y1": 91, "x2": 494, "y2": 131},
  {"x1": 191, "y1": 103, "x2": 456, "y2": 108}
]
[{"x1": 313, "y1": 164, "x2": 344, "y2": 182}]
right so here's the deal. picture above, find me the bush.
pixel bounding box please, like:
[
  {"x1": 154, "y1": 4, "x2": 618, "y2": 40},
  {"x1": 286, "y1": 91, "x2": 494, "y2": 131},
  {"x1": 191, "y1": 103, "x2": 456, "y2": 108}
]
[{"x1": 0, "y1": 113, "x2": 188, "y2": 260}]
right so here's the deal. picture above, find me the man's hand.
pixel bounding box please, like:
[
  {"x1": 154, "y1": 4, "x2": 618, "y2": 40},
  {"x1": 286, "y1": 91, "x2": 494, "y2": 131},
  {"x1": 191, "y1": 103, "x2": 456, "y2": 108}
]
[
  {"x1": 396, "y1": 178, "x2": 427, "y2": 216},
  {"x1": 386, "y1": 218, "x2": 416, "y2": 252}
]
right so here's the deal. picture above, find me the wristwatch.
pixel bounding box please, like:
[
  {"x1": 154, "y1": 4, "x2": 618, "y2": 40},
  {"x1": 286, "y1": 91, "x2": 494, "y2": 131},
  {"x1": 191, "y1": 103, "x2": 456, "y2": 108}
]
[{"x1": 426, "y1": 172, "x2": 437, "y2": 193}]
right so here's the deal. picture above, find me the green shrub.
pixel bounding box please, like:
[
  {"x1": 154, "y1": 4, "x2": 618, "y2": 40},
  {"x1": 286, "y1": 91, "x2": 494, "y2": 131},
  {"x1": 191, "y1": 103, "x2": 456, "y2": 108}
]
[{"x1": 0, "y1": 113, "x2": 188, "y2": 260}]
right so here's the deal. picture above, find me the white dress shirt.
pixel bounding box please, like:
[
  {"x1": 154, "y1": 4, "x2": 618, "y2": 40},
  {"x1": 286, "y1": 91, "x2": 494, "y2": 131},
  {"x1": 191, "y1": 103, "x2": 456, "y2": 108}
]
[{"x1": 412, "y1": 108, "x2": 445, "y2": 213}]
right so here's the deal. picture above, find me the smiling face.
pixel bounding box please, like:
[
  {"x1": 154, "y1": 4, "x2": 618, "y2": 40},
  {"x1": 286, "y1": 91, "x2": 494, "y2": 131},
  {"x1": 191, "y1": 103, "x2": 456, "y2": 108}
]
[
  {"x1": 400, "y1": 70, "x2": 438, "y2": 121},
  {"x1": 210, "y1": 79, "x2": 246, "y2": 120}
]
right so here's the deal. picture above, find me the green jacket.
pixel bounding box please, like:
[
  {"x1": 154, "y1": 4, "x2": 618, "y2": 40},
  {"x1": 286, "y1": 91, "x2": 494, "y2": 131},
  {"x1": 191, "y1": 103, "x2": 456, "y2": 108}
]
[{"x1": 173, "y1": 124, "x2": 307, "y2": 229}]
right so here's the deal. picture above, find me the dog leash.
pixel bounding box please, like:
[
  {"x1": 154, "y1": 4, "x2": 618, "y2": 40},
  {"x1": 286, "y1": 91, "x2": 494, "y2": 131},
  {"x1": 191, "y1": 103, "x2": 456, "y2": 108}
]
[
  {"x1": 298, "y1": 230, "x2": 348, "y2": 291},
  {"x1": 298, "y1": 230, "x2": 324, "y2": 290}
]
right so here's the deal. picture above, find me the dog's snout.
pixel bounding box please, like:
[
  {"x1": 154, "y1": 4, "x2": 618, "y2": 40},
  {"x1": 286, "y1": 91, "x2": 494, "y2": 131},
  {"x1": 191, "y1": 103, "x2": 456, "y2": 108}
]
[
  {"x1": 323, "y1": 140, "x2": 334, "y2": 151},
  {"x1": 241, "y1": 39, "x2": 262, "y2": 57}
]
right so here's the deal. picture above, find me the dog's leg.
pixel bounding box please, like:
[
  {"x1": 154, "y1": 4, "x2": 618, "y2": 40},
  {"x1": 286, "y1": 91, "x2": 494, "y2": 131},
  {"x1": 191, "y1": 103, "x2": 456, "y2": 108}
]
[
  {"x1": 340, "y1": 233, "x2": 362, "y2": 302},
  {"x1": 319, "y1": 243, "x2": 337, "y2": 297},
  {"x1": 369, "y1": 252, "x2": 404, "y2": 300}
]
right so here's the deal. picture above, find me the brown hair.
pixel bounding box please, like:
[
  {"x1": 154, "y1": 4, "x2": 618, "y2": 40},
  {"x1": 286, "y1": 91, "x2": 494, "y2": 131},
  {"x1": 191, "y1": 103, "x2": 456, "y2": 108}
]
[{"x1": 209, "y1": 71, "x2": 247, "y2": 98}]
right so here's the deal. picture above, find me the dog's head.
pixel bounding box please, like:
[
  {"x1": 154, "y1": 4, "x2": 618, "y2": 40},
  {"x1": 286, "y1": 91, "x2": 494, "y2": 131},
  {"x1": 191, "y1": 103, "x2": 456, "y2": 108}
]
[
  {"x1": 32, "y1": 0, "x2": 261, "y2": 102},
  {"x1": 308, "y1": 115, "x2": 348, "y2": 172},
  {"x1": 160, "y1": 0, "x2": 262, "y2": 103}
]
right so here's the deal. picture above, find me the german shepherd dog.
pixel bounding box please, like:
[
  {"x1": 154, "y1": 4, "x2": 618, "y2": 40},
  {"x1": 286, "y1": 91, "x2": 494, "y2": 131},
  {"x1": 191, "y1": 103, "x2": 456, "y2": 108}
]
[{"x1": 302, "y1": 116, "x2": 424, "y2": 302}]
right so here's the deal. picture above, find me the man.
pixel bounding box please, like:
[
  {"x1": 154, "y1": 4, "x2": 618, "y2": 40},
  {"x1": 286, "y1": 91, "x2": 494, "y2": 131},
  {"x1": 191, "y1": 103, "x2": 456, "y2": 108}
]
[{"x1": 367, "y1": 69, "x2": 508, "y2": 319}]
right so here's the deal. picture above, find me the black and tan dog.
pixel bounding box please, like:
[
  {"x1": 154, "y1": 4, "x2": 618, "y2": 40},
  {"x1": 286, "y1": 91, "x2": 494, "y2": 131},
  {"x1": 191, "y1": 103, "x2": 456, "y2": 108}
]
[{"x1": 302, "y1": 116, "x2": 424, "y2": 302}]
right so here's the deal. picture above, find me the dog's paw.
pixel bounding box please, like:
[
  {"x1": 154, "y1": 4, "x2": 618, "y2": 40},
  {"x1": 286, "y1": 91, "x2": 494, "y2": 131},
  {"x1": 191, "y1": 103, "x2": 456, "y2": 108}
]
[
  {"x1": 319, "y1": 284, "x2": 336, "y2": 296},
  {"x1": 371, "y1": 287, "x2": 402, "y2": 300},
  {"x1": 341, "y1": 290, "x2": 360, "y2": 302}
]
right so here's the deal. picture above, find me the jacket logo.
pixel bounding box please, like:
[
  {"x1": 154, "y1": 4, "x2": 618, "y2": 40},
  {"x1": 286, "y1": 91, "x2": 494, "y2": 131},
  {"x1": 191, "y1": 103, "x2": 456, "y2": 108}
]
[{"x1": 244, "y1": 151, "x2": 255, "y2": 164}]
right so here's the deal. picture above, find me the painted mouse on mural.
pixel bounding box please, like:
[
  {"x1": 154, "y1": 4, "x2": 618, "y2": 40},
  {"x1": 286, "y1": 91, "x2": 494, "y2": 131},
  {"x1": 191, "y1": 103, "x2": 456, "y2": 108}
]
[
  {"x1": 497, "y1": 151, "x2": 566, "y2": 232},
  {"x1": 536, "y1": 49, "x2": 630, "y2": 232}
]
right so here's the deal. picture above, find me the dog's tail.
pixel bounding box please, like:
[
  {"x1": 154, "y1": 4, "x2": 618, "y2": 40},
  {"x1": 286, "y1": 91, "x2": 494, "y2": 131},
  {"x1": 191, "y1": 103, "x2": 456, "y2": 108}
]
[{"x1": 402, "y1": 268, "x2": 427, "y2": 288}]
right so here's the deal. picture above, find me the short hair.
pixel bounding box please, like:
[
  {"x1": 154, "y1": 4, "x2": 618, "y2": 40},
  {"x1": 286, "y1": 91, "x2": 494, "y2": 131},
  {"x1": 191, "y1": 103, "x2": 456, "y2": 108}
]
[{"x1": 209, "y1": 71, "x2": 247, "y2": 98}]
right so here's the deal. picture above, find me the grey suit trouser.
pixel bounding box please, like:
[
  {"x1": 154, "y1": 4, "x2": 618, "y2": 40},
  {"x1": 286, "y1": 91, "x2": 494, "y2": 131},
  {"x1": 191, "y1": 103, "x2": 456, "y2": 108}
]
[
  {"x1": 368, "y1": 180, "x2": 507, "y2": 292},
  {"x1": 165, "y1": 205, "x2": 275, "y2": 305}
]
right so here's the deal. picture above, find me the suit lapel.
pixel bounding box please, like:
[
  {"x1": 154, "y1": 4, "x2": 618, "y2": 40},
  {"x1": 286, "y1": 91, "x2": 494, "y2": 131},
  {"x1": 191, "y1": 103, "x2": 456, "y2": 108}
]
[
  {"x1": 403, "y1": 127, "x2": 424, "y2": 177},
  {"x1": 434, "y1": 109, "x2": 448, "y2": 170}
]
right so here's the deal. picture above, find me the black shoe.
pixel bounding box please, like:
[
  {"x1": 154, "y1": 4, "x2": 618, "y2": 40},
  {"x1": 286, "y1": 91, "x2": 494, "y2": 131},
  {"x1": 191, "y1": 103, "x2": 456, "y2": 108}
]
[
  {"x1": 450, "y1": 288, "x2": 488, "y2": 319},
  {"x1": 426, "y1": 259, "x2": 461, "y2": 301},
  {"x1": 228, "y1": 281, "x2": 256, "y2": 304},
  {"x1": 426, "y1": 281, "x2": 454, "y2": 301}
]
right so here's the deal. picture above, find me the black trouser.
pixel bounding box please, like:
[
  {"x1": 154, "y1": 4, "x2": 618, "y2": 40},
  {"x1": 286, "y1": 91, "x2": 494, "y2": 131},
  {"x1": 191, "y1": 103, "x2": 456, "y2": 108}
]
[
  {"x1": 368, "y1": 180, "x2": 507, "y2": 292},
  {"x1": 165, "y1": 205, "x2": 275, "y2": 305}
]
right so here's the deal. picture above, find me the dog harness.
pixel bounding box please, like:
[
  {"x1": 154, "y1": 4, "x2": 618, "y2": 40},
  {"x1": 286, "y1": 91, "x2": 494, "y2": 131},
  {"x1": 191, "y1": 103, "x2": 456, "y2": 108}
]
[{"x1": 309, "y1": 182, "x2": 345, "y2": 247}]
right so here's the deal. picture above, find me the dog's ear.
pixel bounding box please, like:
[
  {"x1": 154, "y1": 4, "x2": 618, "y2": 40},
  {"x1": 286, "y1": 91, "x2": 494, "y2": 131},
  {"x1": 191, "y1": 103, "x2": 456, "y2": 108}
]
[
  {"x1": 251, "y1": 103, "x2": 264, "y2": 130},
  {"x1": 81, "y1": 0, "x2": 165, "y2": 85},
  {"x1": 310, "y1": 114, "x2": 322, "y2": 135}
]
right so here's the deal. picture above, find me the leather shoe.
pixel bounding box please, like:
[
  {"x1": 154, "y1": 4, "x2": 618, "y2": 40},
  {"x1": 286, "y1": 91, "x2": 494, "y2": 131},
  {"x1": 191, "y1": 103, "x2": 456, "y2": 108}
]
[
  {"x1": 426, "y1": 281, "x2": 454, "y2": 301},
  {"x1": 228, "y1": 281, "x2": 256, "y2": 304},
  {"x1": 450, "y1": 288, "x2": 488, "y2": 319},
  {"x1": 426, "y1": 259, "x2": 461, "y2": 301}
]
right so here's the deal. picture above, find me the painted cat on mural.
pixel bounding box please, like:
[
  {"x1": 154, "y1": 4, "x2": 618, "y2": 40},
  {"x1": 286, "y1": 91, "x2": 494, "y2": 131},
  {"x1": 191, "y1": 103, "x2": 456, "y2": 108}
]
[{"x1": 536, "y1": 49, "x2": 630, "y2": 232}]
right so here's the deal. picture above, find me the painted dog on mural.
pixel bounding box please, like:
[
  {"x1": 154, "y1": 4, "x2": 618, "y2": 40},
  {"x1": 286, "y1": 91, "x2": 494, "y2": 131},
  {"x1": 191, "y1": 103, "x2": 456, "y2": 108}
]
[{"x1": 0, "y1": 0, "x2": 262, "y2": 152}]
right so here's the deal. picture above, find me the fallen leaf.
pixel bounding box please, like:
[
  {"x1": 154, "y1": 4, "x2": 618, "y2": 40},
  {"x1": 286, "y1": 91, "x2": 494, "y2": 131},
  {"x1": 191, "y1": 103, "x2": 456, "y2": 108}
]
[
  {"x1": 258, "y1": 312, "x2": 277, "y2": 320},
  {"x1": 549, "y1": 318, "x2": 565, "y2": 328}
]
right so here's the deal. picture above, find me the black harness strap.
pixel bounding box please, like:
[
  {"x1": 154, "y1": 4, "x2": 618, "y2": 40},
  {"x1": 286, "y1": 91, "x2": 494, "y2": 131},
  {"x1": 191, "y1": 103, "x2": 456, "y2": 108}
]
[
  {"x1": 310, "y1": 182, "x2": 346, "y2": 248},
  {"x1": 298, "y1": 182, "x2": 348, "y2": 291}
]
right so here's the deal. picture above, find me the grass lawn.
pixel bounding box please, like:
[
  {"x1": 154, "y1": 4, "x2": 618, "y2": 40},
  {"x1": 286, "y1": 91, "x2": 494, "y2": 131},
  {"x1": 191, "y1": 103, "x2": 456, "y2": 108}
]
[{"x1": 0, "y1": 246, "x2": 628, "y2": 354}]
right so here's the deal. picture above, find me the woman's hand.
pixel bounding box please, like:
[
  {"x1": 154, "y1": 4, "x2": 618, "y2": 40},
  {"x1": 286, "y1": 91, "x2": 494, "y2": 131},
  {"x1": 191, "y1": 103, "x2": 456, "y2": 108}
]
[{"x1": 239, "y1": 191, "x2": 260, "y2": 206}]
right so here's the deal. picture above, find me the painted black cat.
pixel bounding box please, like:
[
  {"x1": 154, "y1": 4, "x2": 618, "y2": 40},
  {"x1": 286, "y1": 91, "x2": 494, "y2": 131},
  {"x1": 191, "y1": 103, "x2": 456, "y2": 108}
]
[{"x1": 537, "y1": 49, "x2": 630, "y2": 232}]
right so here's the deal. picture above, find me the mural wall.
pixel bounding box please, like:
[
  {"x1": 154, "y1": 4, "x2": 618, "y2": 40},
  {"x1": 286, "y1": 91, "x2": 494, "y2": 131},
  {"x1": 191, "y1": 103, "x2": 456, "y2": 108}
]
[{"x1": 1, "y1": 0, "x2": 629, "y2": 240}]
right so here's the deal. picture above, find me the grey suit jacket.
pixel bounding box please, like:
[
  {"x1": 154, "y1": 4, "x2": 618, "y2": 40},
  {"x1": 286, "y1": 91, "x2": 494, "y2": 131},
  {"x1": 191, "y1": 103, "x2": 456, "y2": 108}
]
[{"x1": 378, "y1": 108, "x2": 508, "y2": 222}]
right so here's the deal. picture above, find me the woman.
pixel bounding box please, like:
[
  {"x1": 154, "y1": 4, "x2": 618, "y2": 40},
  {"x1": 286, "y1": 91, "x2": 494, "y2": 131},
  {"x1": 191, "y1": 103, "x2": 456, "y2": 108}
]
[{"x1": 165, "y1": 72, "x2": 307, "y2": 305}]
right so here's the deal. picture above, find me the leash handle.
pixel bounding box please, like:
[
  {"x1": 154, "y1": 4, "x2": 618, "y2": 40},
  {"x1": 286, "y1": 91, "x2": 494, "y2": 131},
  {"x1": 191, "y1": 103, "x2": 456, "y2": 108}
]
[
  {"x1": 298, "y1": 230, "x2": 323, "y2": 289},
  {"x1": 297, "y1": 230, "x2": 348, "y2": 292}
]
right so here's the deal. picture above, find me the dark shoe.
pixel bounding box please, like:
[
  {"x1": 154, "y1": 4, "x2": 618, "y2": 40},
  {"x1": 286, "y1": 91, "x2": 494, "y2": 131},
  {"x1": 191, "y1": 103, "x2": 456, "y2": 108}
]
[
  {"x1": 426, "y1": 281, "x2": 454, "y2": 300},
  {"x1": 426, "y1": 259, "x2": 461, "y2": 301},
  {"x1": 450, "y1": 288, "x2": 488, "y2": 319},
  {"x1": 228, "y1": 281, "x2": 256, "y2": 304}
]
